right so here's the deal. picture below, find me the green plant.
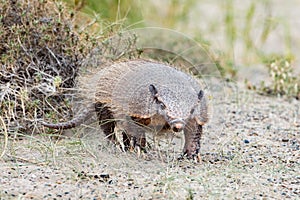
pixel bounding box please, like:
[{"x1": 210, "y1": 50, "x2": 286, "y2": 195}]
[
  {"x1": 260, "y1": 56, "x2": 300, "y2": 98},
  {"x1": 63, "y1": 0, "x2": 144, "y2": 34},
  {"x1": 186, "y1": 188, "x2": 194, "y2": 200}
]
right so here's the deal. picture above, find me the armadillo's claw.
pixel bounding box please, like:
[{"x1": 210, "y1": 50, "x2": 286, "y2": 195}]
[
  {"x1": 179, "y1": 150, "x2": 201, "y2": 163},
  {"x1": 135, "y1": 146, "x2": 148, "y2": 160},
  {"x1": 114, "y1": 127, "x2": 126, "y2": 152},
  {"x1": 197, "y1": 153, "x2": 202, "y2": 163},
  {"x1": 136, "y1": 146, "x2": 141, "y2": 157},
  {"x1": 129, "y1": 137, "x2": 135, "y2": 152}
]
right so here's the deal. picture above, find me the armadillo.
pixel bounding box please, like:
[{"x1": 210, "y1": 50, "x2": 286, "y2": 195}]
[{"x1": 42, "y1": 60, "x2": 209, "y2": 159}]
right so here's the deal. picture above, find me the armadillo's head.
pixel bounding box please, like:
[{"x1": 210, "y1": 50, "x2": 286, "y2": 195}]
[{"x1": 149, "y1": 84, "x2": 207, "y2": 132}]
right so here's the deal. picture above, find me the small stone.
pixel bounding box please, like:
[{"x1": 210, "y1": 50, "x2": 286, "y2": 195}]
[
  {"x1": 244, "y1": 139, "x2": 250, "y2": 144},
  {"x1": 100, "y1": 174, "x2": 110, "y2": 179}
]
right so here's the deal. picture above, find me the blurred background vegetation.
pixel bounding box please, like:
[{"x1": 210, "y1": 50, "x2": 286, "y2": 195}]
[
  {"x1": 62, "y1": 1, "x2": 296, "y2": 66},
  {"x1": 63, "y1": 0, "x2": 299, "y2": 98},
  {"x1": 80, "y1": 0, "x2": 299, "y2": 88}
]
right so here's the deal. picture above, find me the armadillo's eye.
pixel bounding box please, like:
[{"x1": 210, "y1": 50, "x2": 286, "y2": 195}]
[
  {"x1": 190, "y1": 108, "x2": 195, "y2": 114},
  {"x1": 155, "y1": 96, "x2": 166, "y2": 110},
  {"x1": 160, "y1": 102, "x2": 166, "y2": 110}
]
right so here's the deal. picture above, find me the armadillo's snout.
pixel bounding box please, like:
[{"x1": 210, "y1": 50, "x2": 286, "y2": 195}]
[{"x1": 170, "y1": 119, "x2": 185, "y2": 132}]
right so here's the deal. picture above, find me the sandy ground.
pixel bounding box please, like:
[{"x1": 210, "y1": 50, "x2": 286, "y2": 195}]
[{"x1": 0, "y1": 79, "x2": 299, "y2": 199}]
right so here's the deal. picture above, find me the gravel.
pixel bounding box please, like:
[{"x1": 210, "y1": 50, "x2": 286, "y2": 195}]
[{"x1": 0, "y1": 80, "x2": 299, "y2": 199}]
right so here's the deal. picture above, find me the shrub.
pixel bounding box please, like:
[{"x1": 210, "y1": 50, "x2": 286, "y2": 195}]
[
  {"x1": 260, "y1": 56, "x2": 300, "y2": 99},
  {"x1": 0, "y1": 0, "x2": 91, "y2": 134}
]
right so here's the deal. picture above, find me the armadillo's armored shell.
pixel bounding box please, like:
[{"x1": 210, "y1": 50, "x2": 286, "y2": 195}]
[{"x1": 102, "y1": 60, "x2": 205, "y2": 119}]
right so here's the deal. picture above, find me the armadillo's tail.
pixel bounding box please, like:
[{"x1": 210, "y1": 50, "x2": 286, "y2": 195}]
[
  {"x1": 41, "y1": 120, "x2": 80, "y2": 129},
  {"x1": 41, "y1": 104, "x2": 94, "y2": 129}
]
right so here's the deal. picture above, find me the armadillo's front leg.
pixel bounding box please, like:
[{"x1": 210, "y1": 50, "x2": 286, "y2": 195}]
[
  {"x1": 183, "y1": 119, "x2": 202, "y2": 161},
  {"x1": 128, "y1": 124, "x2": 147, "y2": 154},
  {"x1": 116, "y1": 120, "x2": 147, "y2": 155}
]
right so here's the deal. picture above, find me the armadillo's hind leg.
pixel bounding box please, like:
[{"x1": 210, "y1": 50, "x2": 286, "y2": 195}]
[
  {"x1": 114, "y1": 126, "x2": 131, "y2": 152},
  {"x1": 95, "y1": 102, "x2": 116, "y2": 141},
  {"x1": 114, "y1": 127, "x2": 126, "y2": 152}
]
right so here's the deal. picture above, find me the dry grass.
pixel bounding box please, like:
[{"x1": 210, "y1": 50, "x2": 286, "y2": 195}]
[{"x1": 0, "y1": 0, "x2": 97, "y2": 136}]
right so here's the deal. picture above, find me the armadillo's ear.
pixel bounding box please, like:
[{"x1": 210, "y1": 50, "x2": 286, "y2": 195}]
[
  {"x1": 149, "y1": 84, "x2": 158, "y2": 97},
  {"x1": 198, "y1": 90, "x2": 204, "y2": 100}
]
